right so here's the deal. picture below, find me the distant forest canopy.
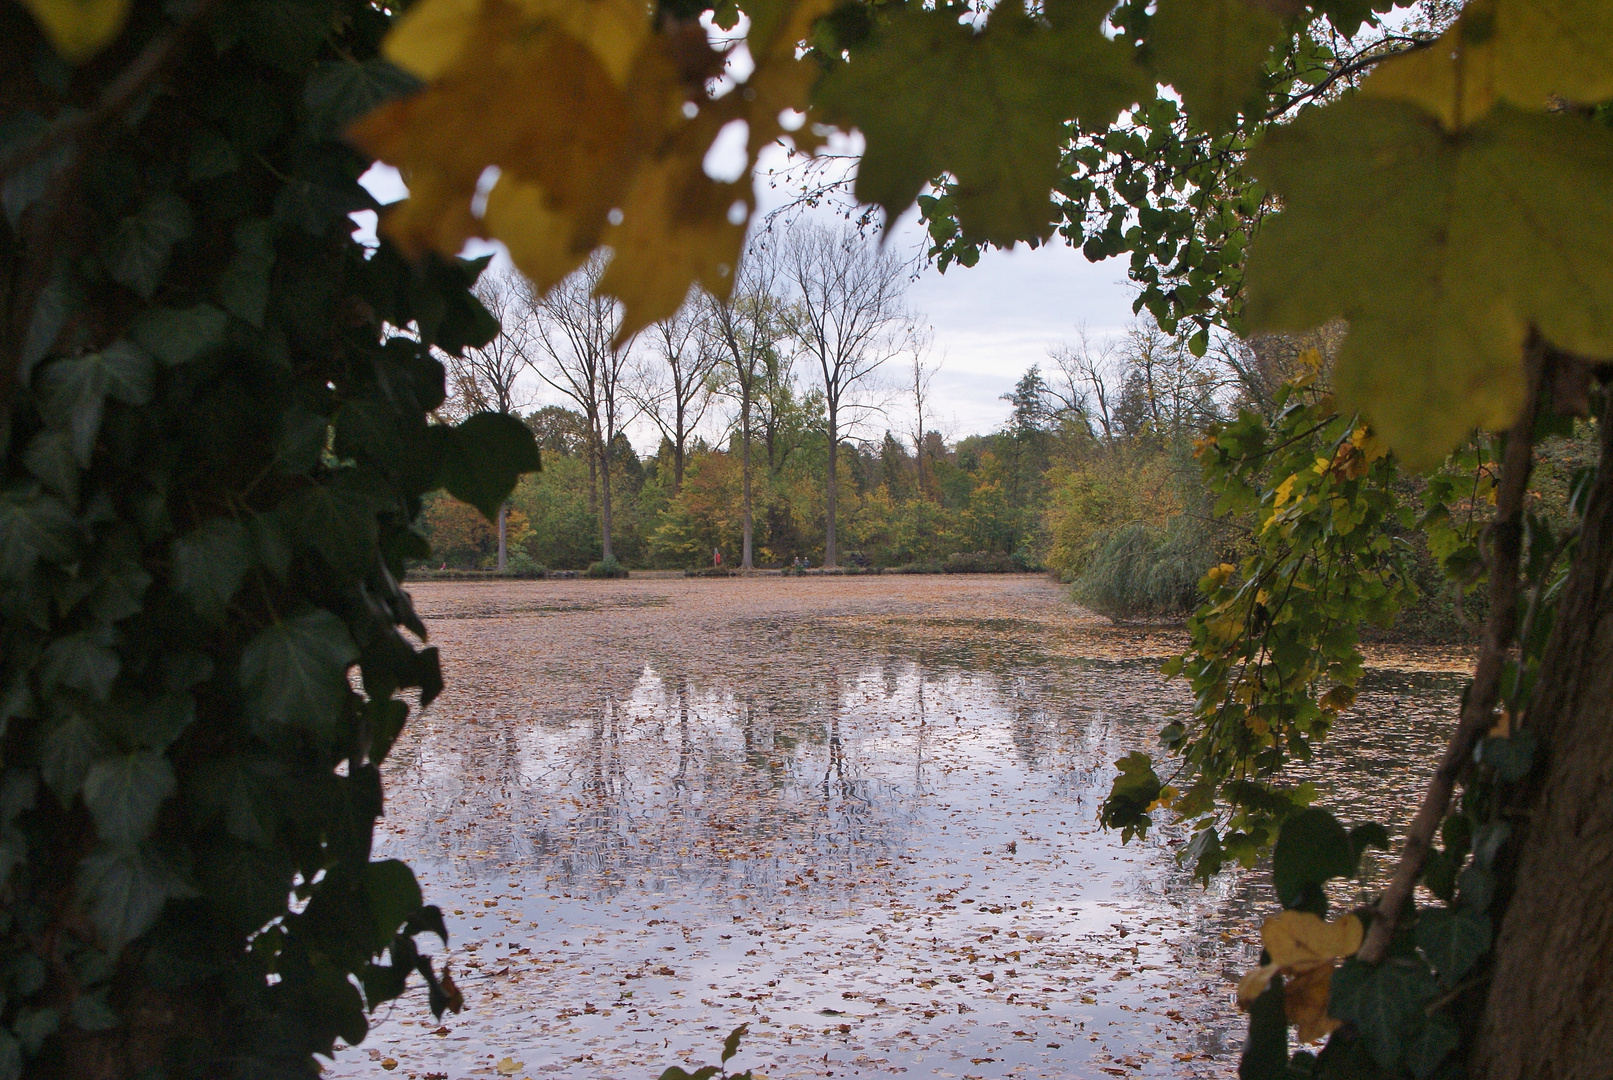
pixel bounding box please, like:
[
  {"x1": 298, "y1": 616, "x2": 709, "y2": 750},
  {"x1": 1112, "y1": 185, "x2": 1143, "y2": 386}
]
[{"x1": 420, "y1": 300, "x2": 1225, "y2": 577}]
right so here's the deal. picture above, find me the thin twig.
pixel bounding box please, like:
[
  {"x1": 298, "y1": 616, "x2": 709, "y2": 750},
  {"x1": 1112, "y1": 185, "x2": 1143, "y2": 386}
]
[{"x1": 1357, "y1": 339, "x2": 1546, "y2": 964}]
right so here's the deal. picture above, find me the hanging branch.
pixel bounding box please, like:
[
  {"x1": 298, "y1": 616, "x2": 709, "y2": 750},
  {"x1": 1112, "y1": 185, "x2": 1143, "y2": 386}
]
[{"x1": 1357, "y1": 338, "x2": 1546, "y2": 964}]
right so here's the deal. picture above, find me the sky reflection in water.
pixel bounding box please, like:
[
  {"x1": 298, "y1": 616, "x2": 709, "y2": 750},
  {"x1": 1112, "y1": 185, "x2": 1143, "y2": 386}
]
[{"x1": 328, "y1": 579, "x2": 1463, "y2": 1080}]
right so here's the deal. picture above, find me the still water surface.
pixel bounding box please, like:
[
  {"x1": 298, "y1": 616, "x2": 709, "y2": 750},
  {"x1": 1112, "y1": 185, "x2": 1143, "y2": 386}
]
[{"x1": 327, "y1": 576, "x2": 1467, "y2": 1080}]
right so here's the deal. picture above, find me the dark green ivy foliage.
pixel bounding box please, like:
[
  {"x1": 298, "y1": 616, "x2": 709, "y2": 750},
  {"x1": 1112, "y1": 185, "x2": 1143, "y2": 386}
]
[{"x1": 0, "y1": 0, "x2": 539, "y2": 1074}]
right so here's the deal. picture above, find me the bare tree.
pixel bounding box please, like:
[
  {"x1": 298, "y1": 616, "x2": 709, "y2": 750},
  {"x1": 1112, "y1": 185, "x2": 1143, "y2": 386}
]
[
  {"x1": 520, "y1": 253, "x2": 640, "y2": 562},
  {"x1": 1048, "y1": 327, "x2": 1120, "y2": 442},
  {"x1": 780, "y1": 223, "x2": 913, "y2": 568},
  {"x1": 635, "y1": 301, "x2": 720, "y2": 497},
  {"x1": 907, "y1": 327, "x2": 938, "y2": 497},
  {"x1": 442, "y1": 268, "x2": 535, "y2": 571},
  {"x1": 707, "y1": 238, "x2": 789, "y2": 569}
]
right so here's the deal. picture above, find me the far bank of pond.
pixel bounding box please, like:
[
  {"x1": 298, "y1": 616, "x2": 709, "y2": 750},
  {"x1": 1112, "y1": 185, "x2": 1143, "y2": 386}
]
[{"x1": 329, "y1": 575, "x2": 1470, "y2": 1080}]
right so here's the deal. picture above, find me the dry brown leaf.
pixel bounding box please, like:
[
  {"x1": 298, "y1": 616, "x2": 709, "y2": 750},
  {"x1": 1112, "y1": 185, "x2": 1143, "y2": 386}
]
[{"x1": 1236, "y1": 910, "x2": 1362, "y2": 1043}]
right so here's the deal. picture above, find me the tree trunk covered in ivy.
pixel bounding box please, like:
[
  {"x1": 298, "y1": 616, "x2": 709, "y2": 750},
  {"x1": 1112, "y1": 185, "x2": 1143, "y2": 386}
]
[
  {"x1": 0, "y1": 1, "x2": 538, "y2": 1074},
  {"x1": 1478, "y1": 409, "x2": 1613, "y2": 1080}
]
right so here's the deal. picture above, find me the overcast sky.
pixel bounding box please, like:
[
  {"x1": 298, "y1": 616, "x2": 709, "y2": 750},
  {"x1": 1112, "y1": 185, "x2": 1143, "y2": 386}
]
[{"x1": 358, "y1": 136, "x2": 1140, "y2": 453}]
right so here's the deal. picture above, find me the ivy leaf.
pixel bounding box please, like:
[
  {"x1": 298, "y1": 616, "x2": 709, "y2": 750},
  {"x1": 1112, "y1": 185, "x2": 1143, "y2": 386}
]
[
  {"x1": 289, "y1": 471, "x2": 387, "y2": 575},
  {"x1": 304, "y1": 60, "x2": 420, "y2": 141},
  {"x1": 1408, "y1": 1015, "x2": 1461, "y2": 1079},
  {"x1": 217, "y1": 218, "x2": 276, "y2": 328},
  {"x1": 1147, "y1": 0, "x2": 1288, "y2": 134},
  {"x1": 1415, "y1": 907, "x2": 1490, "y2": 987},
  {"x1": 0, "y1": 1029, "x2": 18, "y2": 1080},
  {"x1": 171, "y1": 518, "x2": 252, "y2": 623},
  {"x1": 102, "y1": 194, "x2": 193, "y2": 300},
  {"x1": 23, "y1": 429, "x2": 79, "y2": 503},
  {"x1": 82, "y1": 751, "x2": 177, "y2": 845},
  {"x1": 239, "y1": 608, "x2": 359, "y2": 739},
  {"x1": 0, "y1": 485, "x2": 77, "y2": 582},
  {"x1": 1245, "y1": 99, "x2": 1613, "y2": 466},
  {"x1": 129, "y1": 304, "x2": 229, "y2": 366},
  {"x1": 1328, "y1": 956, "x2": 1440, "y2": 1070},
  {"x1": 39, "y1": 709, "x2": 109, "y2": 806},
  {"x1": 18, "y1": 0, "x2": 133, "y2": 61},
  {"x1": 814, "y1": 0, "x2": 1147, "y2": 246},
  {"x1": 1272, "y1": 807, "x2": 1356, "y2": 907},
  {"x1": 189, "y1": 754, "x2": 282, "y2": 846},
  {"x1": 1349, "y1": 822, "x2": 1391, "y2": 867},
  {"x1": 365, "y1": 859, "x2": 423, "y2": 954},
  {"x1": 39, "y1": 625, "x2": 120, "y2": 701},
  {"x1": 76, "y1": 842, "x2": 195, "y2": 951},
  {"x1": 435, "y1": 412, "x2": 542, "y2": 520},
  {"x1": 722, "y1": 1022, "x2": 748, "y2": 1064},
  {"x1": 36, "y1": 341, "x2": 155, "y2": 467},
  {"x1": 1237, "y1": 971, "x2": 1288, "y2": 1079}
]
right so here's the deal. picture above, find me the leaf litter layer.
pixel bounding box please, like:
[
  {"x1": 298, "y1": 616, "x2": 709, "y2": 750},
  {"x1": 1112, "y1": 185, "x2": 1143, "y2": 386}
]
[{"x1": 326, "y1": 575, "x2": 1464, "y2": 1080}]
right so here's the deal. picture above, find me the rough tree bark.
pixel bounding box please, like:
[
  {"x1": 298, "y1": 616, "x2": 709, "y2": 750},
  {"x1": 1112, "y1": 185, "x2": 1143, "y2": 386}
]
[{"x1": 1476, "y1": 390, "x2": 1613, "y2": 1080}]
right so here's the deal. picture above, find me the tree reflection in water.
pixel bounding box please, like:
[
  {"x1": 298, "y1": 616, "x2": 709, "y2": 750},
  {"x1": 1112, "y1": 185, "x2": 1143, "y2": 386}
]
[{"x1": 331, "y1": 578, "x2": 1465, "y2": 1080}]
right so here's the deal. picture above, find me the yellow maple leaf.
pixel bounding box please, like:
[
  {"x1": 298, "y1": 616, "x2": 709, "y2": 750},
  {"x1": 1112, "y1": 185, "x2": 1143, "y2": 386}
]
[
  {"x1": 1319, "y1": 685, "x2": 1357, "y2": 713},
  {"x1": 1363, "y1": 0, "x2": 1613, "y2": 130},
  {"x1": 384, "y1": 0, "x2": 647, "y2": 84},
  {"x1": 352, "y1": 0, "x2": 834, "y2": 338},
  {"x1": 1272, "y1": 473, "x2": 1299, "y2": 507},
  {"x1": 20, "y1": 0, "x2": 132, "y2": 61},
  {"x1": 1237, "y1": 911, "x2": 1362, "y2": 1043}
]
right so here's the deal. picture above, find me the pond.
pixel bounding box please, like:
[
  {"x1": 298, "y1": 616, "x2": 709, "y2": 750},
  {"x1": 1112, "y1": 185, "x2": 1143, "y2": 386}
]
[{"x1": 326, "y1": 575, "x2": 1471, "y2": 1080}]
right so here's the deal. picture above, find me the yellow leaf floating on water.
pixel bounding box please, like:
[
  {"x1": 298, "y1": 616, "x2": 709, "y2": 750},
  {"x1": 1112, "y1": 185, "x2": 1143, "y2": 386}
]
[
  {"x1": 495, "y1": 1058, "x2": 524, "y2": 1076},
  {"x1": 19, "y1": 0, "x2": 132, "y2": 61},
  {"x1": 349, "y1": 0, "x2": 835, "y2": 341},
  {"x1": 1237, "y1": 910, "x2": 1362, "y2": 1043}
]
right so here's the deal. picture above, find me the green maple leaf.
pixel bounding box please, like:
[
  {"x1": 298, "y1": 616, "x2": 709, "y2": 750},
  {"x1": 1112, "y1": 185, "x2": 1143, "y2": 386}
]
[
  {"x1": 1147, "y1": 0, "x2": 1288, "y2": 134},
  {"x1": 814, "y1": 0, "x2": 1147, "y2": 246},
  {"x1": 1245, "y1": 98, "x2": 1613, "y2": 466}
]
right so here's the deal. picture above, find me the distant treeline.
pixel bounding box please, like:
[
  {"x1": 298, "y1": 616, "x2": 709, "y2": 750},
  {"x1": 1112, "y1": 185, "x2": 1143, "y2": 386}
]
[{"x1": 421, "y1": 315, "x2": 1237, "y2": 605}]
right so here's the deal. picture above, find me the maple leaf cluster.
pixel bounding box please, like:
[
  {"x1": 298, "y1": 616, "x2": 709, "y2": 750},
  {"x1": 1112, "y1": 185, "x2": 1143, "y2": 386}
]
[{"x1": 347, "y1": 0, "x2": 833, "y2": 344}]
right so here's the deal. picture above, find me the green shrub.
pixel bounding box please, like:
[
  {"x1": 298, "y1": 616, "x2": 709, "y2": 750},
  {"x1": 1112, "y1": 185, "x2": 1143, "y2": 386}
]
[
  {"x1": 504, "y1": 551, "x2": 548, "y2": 578},
  {"x1": 1071, "y1": 520, "x2": 1207, "y2": 621},
  {"x1": 942, "y1": 551, "x2": 1016, "y2": 574},
  {"x1": 585, "y1": 556, "x2": 630, "y2": 579}
]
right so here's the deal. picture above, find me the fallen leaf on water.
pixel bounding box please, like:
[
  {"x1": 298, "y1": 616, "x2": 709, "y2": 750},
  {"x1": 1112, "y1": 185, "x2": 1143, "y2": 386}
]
[
  {"x1": 495, "y1": 1058, "x2": 524, "y2": 1076},
  {"x1": 380, "y1": 1060, "x2": 398, "y2": 1071}
]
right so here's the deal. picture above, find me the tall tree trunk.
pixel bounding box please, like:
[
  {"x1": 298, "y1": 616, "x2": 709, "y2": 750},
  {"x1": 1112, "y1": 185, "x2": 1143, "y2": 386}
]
[
  {"x1": 741, "y1": 394, "x2": 754, "y2": 569},
  {"x1": 599, "y1": 440, "x2": 614, "y2": 561},
  {"x1": 673, "y1": 399, "x2": 686, "y2": 496},
  {"x1": 496, "y1": 502, "x2": 507, "y2": 572},
  {"x1": 914, "y1": 428, "x2": 925, "y2": 497},
  {"x1": 824, "y1": 401, "x2": 838, "y2": 569},
  {"x1": 587, "y1": 443, "x2": 598, "y2": 516},
  {"x1": 1476, "y1": 409, "x2": 1613, "y2": 1080}
]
